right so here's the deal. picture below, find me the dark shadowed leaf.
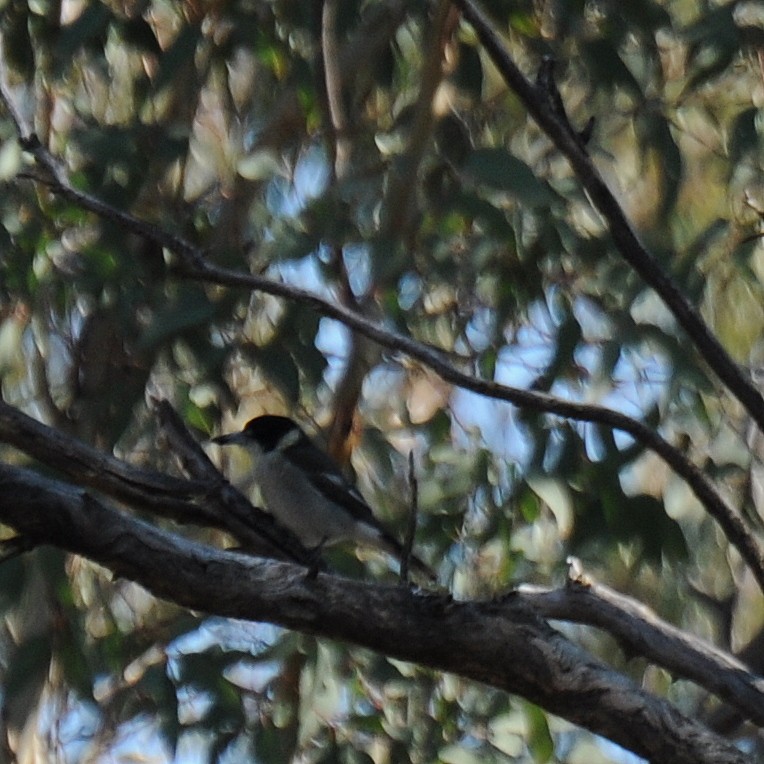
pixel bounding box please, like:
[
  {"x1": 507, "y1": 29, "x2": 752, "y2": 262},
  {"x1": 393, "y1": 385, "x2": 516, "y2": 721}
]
[
  {"x1": 463, "y1": 149, "x2": 557, "y2": 207},
  {"x1": 137, "y1": 290, "x2": 217, "y2": 351},
  {"x1": 242, "y1": 343, "x2": 301, "y2": 404},
  {"x1": 453, "y1": 42, "x2": 483, "y2": 98},
  {"x1": 55, "y1": 3, "x2": 113, "y2": 62},
  {"x1": 153, "y1": 24, "x2": 203, "y2": 91}
]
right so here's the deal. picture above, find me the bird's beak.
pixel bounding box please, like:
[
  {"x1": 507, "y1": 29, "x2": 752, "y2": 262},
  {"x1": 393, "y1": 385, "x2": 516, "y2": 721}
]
[{"x1": 211, "y1": 431, "x2": 246, "y2": 446}]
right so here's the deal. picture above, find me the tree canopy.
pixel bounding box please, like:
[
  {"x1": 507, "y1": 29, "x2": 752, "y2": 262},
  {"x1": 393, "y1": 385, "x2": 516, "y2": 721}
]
[{"x1": 1, "y1": 0, "x2": 764, "y2": 762}]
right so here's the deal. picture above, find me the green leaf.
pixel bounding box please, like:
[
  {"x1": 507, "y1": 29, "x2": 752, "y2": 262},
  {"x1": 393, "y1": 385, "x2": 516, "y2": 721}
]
[
  {"x1": 682, "y1": 4, "x2": 739, "y2": 91},
  {"x1": 58, "y1": 620, "x2": 94, "y2": 700},
  {"x1": 517, "y1": 485, "x2": 541, "y2": 523},
  {"x1": 478, "y1": 348, "x2": 497, "y2": 378},
  {"x1": 621, "y1": 494, "x2": 688, "y2": 561},
  {"x1": 581, "y1": 39, "x2": 643, "y2": 96},
  {"x1": 182, "y1": 398, "x2": 218, "y2": 434},
  {"x1": 137, "y1": 290, "x2": 217, "y2": 351},
  {"x1": 634, "y1": 112, "x2": 681, "y2": 221},
  {"x1": 241, "y1": 343, "x2": 301, "y2": 404},
  {"x1": 524, "y1": 702, "x2": 554, "y2": 762},
  {"x1": 262, "y1": 226, "x2": 318, "y2": 263},
  {"x1": 118, "y1": 17, "x2": 162, "y2": 55},
  {"x1": 617, "y1": 0, "x2": 672, "y2": 36},
  {"x1": 0, "y1": 554, "x2": 25, "y2": 609},
  {"x1": 729, "y1": 108, "x2": 759, "y2": 166},
  {"x1": 1, "y1": 9, "x2": 35, "y2": 76},
  {"x1": 572, "y1": 477, "x2": 687, "y2": 563},
  {"x1": 463, "y1": 149, "x2": 557, "y2": 207},
  {"x1": 141, "y1": 664, "x2": 180, "y2": 749},
  {"x1": 448, "y1": 191, "x2": 514, "y2": 237},
  {"x1": 4, "y1": 635, "x2": 52, "y2": 721}
]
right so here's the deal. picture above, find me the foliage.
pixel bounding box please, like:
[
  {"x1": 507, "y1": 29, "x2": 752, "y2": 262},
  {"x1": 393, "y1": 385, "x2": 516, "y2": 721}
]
[{"x1": 1, "y1": 0, "x2": 764, "y2": 761}]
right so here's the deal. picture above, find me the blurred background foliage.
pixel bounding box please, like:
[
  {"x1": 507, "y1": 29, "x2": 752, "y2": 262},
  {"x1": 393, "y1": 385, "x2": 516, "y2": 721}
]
[{"x1": 1, "y1": 0, "x2": 764, "y2": 760}]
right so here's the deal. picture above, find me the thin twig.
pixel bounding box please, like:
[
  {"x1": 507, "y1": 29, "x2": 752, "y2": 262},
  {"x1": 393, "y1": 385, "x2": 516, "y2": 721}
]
[{"x1": 399, "y1": 450, "x2": 419, "y2": 584}]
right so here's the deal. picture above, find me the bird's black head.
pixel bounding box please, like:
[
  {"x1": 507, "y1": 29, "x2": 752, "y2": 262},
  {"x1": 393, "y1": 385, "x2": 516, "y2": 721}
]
[
  {"x1": 213, "y1": 415, "x2": 302, "y2": 452},
  {"x1": 241, "y1": 415, "x2": 301, "y2": 451}
]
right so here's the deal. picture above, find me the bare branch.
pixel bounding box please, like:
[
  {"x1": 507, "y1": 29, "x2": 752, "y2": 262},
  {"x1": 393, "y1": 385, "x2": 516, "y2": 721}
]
[
  {"x1": 0, "y1": 400, "x2": 204, "y2": 506},
  {"x1": 516, "y1": 560, "x2": 764, "y2": 728},
  {"x1": 321, "y1": 0, "x2": 352, "y2": 180},
  {"x1": 453, "y1": 0, "x2": 764, "y2": 435},
  {"x1": 317, "y1": 0, "x2": 375, "y2": 461},
  {"x1": 0, "y1": 461, "x2": 749, "y2": 764}
]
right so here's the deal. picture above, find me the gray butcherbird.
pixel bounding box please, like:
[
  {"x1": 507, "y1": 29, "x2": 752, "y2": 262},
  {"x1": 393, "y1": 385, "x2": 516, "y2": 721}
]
[{"x1": 212, "y1": 415, "x2": 435, "y2": 580}]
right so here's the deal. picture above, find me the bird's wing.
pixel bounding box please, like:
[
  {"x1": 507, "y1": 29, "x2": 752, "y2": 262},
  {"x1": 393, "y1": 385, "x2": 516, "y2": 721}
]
[
  {"x1": 312, "y1": 472, "x2": 383, "y2": 524},
  {"x1": 282, "y1": 441, "x2": 384, "y2": 527},
  {"x1": 303, "y1": 465, "x2": 437, "y2": 580},
  {"x1": 283, "y1": 439, "x2": 437, "y2": 581}
]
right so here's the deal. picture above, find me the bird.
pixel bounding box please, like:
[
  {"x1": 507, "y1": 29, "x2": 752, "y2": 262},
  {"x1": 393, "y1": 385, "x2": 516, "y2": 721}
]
[{"x1": 212, "y1": 415, "x2": 435, "y2": 580}]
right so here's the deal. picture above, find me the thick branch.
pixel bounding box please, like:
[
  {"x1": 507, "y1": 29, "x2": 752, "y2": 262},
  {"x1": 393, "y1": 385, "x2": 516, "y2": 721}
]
[
  {"x1": 517, "y1": 562, "x2": 764, "y2": 727},
  {"x1": 453, "y1": 0, "x2": 764, "y2": 435},
  {"x1": 0, "y1": 400, "x2": 204, "y2": 507},
  {"x1": 0, "y1": 461, "x2": 748, "y2": 764},
  {"x1": 0, "y1": 399, "x2": 310, "y2": 563}
]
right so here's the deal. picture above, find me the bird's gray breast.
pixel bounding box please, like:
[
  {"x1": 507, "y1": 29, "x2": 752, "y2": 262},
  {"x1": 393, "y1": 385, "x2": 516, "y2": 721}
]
[{"x1": 254, "y1": 451, "x2": 358, "y2": 548}]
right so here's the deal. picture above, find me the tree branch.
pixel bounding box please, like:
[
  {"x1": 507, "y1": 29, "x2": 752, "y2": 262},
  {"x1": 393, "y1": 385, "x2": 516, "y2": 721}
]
[
  {"x1": 320, "y1": 0, "x2": 352, "y2": 180},
  {"x1": 0, "y1": 400, "x2": 203, "y2": 506},
  {"x1": 453, "y1": 0, "x2": 764, "y2": 435},
  {"x1": 0, "y1": 399, "x2": 312, "y2": 564},
  {"x1": 0, "y1": 461, "x2": 748, "y2": 764},
  {"x1": 316, "y1": 0, "x2": 376, "y2": 463},
  {"x1": 517, "y1": 560, "x2": 764, "y2": 728}
]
